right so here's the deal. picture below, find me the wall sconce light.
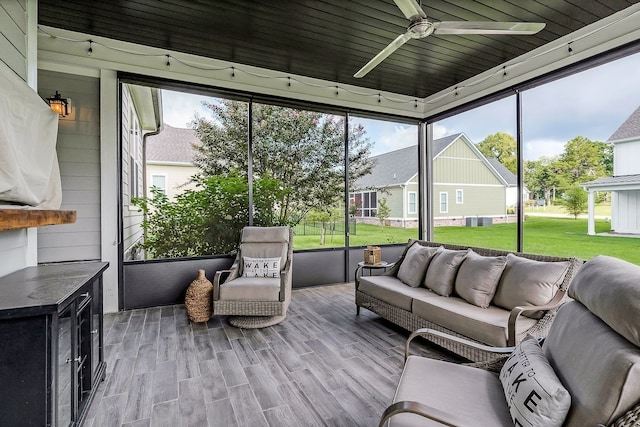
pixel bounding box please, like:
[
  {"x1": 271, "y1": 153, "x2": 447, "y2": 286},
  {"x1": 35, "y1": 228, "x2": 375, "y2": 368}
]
[{"x1": 46, "y1": 91, "x2": 70, "y2": 117}]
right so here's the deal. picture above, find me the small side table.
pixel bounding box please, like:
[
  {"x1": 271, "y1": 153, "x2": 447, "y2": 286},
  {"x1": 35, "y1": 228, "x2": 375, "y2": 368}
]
[{"x1": 355, "y1": 260, "x2": 392, "y2": 286}]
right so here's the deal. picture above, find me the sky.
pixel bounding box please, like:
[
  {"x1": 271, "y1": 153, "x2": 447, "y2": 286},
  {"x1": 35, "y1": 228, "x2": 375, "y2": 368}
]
[{"x1": 162, "y1": 51, "x2": 640, "y2": 160}]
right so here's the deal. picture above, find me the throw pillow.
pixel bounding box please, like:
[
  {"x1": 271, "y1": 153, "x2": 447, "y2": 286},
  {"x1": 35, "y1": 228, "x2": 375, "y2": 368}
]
[
  {"x1": 500, "y1": 336, "x2": 571, "y2": 427},
  {"x1": 454, "y1": 250, "x2": 507, "y2": 308},
  {"x1": 423, "y1": 248, "x2": 468, "y2": 296},
  {"x1": 493, "y1": 254, "x2": 570, "y2": 318},
  {"x1": 397, "y1": 244, "x2": 441, "y2": 288},
  {"x1": 243, "y1": 257, "x2": 281, "y2": 278}
]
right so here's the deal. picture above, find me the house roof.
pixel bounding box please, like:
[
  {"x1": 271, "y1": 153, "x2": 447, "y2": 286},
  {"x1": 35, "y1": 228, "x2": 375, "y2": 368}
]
[
  {"x1": 354, "y1": 133, "x2": 459, "y2": 189},
  {"x1": 146, "y1": 124, "x2": 200, "y2": 164},
  {"x1": 354, "y1": 133, "x2": 518, "y2": 190},
  {"x1": 608, "y1": 106, "x2": 640, "y2": 142},
  {"x1": 486, "y1": 158, "x2": 517, "y2": 187},
  {"x1": 583, "y1": 174, "x2": 640, "y2": 188},
  {"x1": 37, "y1": 1, "x2": 637, "y2": 99}
]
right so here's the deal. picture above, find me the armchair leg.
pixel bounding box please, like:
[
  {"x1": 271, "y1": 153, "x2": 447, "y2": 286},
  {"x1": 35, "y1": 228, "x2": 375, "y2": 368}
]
[{"x1": 356, "y1": 306, "x2": 360, "y2": 315}]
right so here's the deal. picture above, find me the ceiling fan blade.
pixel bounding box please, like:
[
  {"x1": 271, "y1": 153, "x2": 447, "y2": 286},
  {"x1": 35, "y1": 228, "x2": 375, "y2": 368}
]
[
  {"x1": 433, "y1": 21, "x2": 546, "y2": 35},
  {"x1": 354, "y1": 32, "x2": 412, "y2": 78},
  {"x1": 393, "y1": 0, "x2": 426, "y2": 20}
]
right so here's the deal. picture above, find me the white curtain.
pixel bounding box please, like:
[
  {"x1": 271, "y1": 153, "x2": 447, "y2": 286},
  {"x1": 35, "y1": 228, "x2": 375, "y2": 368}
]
[{"x1": 0, "y1": 61, "x2": 61, "y2": 209}]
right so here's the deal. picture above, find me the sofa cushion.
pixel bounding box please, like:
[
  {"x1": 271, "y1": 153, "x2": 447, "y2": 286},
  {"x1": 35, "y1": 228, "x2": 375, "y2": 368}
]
[
  {"x1": 358, "y1": 276, "x2": 433, "y2": 312},
  {"x1": 397, "y1": 243, "x2": 440, "y2": 288},
  {"x1": 219, "y1": 276, "x2": 281, "y2": 301},
  {"x1": 412, "y1": 293, "x2": 537, "y2": 347},
  {"x1": 500, "y1": 336, "x2": 571, "y2": 427},
  {"x1": 389, "y1": 356, "x2": 512, "y2": 427},
  {"x1": 454, "y1": 250, "x2": 506, "y2": 308},
  {"x1": 568, "y1": 255, "x2": 640, "y2": 347},
  {"x1": 543, "y1": 301, "x2": 640, "y2": 427},
  {"x1": 493, "y1": 254, "x2": 570, "y2": 318},
  {"x1": 424, "y1": 248, "x2": 469, "y2": 296}
]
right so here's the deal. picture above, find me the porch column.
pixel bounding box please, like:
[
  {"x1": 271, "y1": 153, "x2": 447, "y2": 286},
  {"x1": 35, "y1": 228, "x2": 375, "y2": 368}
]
[{"x1": 587, "y1": 189, "x2": 596, "y2": 235}]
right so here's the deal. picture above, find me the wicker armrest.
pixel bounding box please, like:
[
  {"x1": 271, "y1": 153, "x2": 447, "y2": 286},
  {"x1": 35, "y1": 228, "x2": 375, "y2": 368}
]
[
  {"x1": 378, "y1": 400, "x2": 464, "y2": 427},
  {"x1": 213, "y1": 269, "x2": 234, "y2": 300},
  {"x1": 507, "y1": 289, "x2": 566, "y2": 346},
  {"x1": 405, "y1": 328, "x2": 515, "y2": 362}
]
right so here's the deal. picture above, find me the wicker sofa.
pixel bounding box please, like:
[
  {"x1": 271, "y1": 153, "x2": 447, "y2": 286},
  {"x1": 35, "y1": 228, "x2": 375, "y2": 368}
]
[
  {"x1": 379, "y1": 255, "x2": 640, "y2": 427},
  {"x1": 355, "y1": 240, "x2": 582, "y2": 361}
]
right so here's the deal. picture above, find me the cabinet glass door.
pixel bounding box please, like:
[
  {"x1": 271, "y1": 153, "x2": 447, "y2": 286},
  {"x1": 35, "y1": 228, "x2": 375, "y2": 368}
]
[
  {"x1": 57, "y1": 306, "x2": 72, "y2": 427},
  {"x1": 91, "y1": 278, "x2": 103, "y2": 382}
]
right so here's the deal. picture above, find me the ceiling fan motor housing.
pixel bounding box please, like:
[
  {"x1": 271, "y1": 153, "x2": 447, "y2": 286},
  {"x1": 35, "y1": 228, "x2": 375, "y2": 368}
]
[{"x1": 408, "y1": 19, "x2": 435, "y2": 38}]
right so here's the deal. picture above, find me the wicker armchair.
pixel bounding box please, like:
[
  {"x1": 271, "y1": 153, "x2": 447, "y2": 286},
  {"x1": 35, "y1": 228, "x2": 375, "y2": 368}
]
[
  {"x1": 212, "y1": 226, "x2": 293, "y2": 328},
  {"x1": 380, "y1": 255, "x2": 640, "y2": 427}
]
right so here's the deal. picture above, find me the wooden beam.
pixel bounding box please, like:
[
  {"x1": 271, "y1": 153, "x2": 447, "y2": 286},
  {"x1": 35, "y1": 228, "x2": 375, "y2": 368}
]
[{"x1": 0, "y1": 209, "x2": 77, "y2": 231}]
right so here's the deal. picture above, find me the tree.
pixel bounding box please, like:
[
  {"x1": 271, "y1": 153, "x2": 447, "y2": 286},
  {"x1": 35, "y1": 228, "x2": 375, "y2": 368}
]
[
  {"x1": 562, "y1": 185, "x2": 588, "y2": 219},
  {"x1": 556, "y1": 136, "x2": 611, "y2": 186},
  {"x1": 476, "y1": 132, "x2": 517, "y2": 173},
  {"x1": 376, "y1": 198, "x2": 391, "y2": 228},
  {"x1": 133, "y1": 173, "x2": 288, "y2": 258},
  {"x1": 524, "y1": 156, "x2": 565, "y2": 205},
  {"x1": 191, "y1": 100, "x2": 373, "y2": 225}
]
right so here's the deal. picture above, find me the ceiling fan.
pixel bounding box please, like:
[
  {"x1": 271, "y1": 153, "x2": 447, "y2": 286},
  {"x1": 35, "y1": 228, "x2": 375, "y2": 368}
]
[{"x1": 354, "y1": 0, "x2": 546, "y2": 78}]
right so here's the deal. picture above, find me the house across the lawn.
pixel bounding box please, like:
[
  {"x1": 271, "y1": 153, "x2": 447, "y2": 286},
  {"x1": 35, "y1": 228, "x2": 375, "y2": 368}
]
[
  {"x1": 350, "y1": 133, "x2": 524, "y2": 227},
  {"x1": 583, "y1": 105, "x2": 640, "y2": 235},
  {"x1": 145, "y1": 124, "x2": 200, "y2": 201}
]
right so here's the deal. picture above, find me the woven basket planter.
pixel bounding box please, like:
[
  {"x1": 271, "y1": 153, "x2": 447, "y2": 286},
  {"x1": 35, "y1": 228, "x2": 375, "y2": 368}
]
[{"x1": 185, "y1": 269, "x2": 213, "y2": 322}]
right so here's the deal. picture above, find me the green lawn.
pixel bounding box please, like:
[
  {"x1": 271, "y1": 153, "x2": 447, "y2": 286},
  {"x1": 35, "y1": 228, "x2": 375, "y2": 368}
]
[
  {"x1": 293, "y1": 224, "x2": 417, "y2": 250},
  {"x1": 293, "y1": 217, "x2": 640, "y2": 265},
  {"x1": 524, "y1": 203, "x2": 611, "y2": 217}
]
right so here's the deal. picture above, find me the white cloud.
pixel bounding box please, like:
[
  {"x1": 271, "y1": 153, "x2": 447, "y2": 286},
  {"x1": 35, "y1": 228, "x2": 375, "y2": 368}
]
[
  {"x1": 162, "y1": 90, "x2": 217, "y2": 128},
  {"x1": 432, "y1": 123, "x2": 448, "y2": 139},
  {"x1": 524, "y1": 138, "x2": 565, "y2": 160},
  {"x1": 374, "y1": 124, "x2": 418, "y2": 154}
]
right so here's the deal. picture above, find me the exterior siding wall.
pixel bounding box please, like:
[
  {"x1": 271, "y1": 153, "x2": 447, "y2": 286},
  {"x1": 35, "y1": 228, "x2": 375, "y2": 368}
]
[
  {"x1": 0, "y1": 0, "x2": 27, "y2": 80},
  {"x1": 37, "y1": 70, "x2": 101, "y2": 262},
  {"x1": 433, "y1": 138, "x2": 506, "y2": 218},
  {"x1": 613, "y1": 190, "x2": 640, "y2": 234},
  {"x1": 434, "y1": 184, "x2": 506, "y2": 218},
  {"x1": 121, "y1": 85, "x2": 145, "y2": 260},
  {"x1": 381, "y1": 186, "x2": 404, "y2": 220},
  {"x1": 435, "y1": 140, "x2": 502, "y2": 185},
  {"x1": 613, "y1": 139, "x2": 640, "y2": 176},
  {"x1": 0, "y1": 0, "x2": 29, "y2": 276},
  {"x1": 146, "y1": 163, "x2": 198, "y2": 201}
]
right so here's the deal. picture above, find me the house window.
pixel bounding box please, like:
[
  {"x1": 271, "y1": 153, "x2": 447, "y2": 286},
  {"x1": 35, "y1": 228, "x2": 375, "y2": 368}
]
[
  {"x1": 440, "y1": 192, "x2": 448, "y2": 213},
  {"x1": 151, "y1": 174, "x2": 167, "y2": 195},
  {"x1": 456, "y1": 189, "x2": 464, "y2": 204},
  {"x1": 350, "y1": 191, "x2": 377, "y2": 217},
  {"x1": 129, "y1": 113, "x2": 142, "y2": 200},
  {"x1": 408, "y1": 191, "x2": 417, "y2": 214}
]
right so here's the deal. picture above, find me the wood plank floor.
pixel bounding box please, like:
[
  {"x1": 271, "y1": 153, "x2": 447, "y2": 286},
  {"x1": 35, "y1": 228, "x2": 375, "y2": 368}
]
[{"x1": 84, "y1": 283, "x2": 463, "y2": 427}]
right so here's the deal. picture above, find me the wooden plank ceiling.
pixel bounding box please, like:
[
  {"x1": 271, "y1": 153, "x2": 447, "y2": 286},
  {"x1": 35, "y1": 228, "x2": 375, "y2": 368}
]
[{"x1": 38, "y1": 0, "x2": 639, "y2": 98}]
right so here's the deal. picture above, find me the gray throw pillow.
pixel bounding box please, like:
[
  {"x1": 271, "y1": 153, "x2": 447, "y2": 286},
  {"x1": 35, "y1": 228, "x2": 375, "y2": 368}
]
[
  {"x1": 500, "y1": 335, "x2": 571, "y2": 426},
  {"x1": 424, "y1": 248, "x2": 468, "y2": 296},
  {"x1": 454, "y1": 250, "x2": 506, "y2": 308},
  {"x1": 397, "y1": 243, "x2": 440, "y2": 287},
  {"x1": 493, "y1": 254, "x2": 570, "y2": 318},
  {"x1": 568, "y1": 255, "x2": 640, "y2": 347}
]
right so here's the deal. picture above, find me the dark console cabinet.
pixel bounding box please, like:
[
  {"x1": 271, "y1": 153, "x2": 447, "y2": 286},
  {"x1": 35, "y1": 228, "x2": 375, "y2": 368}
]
[{"x1": 0, "y1": 262, "x2": 109, "y2": 426}]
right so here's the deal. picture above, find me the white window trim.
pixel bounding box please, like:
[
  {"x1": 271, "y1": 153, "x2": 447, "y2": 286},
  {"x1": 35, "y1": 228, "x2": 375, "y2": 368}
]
[
  {"x1": 408, "y1": 191, "x2": 417, "y2": 214},
  {"x1": 151, "y1": 173, "x2": 168, "y2": 194},
  {"x1": 440, "y1": 192, "x2": 448, "y2": 213},
  {"x1": 456, "y1": 189, "x2": 464, "y2": 204}
]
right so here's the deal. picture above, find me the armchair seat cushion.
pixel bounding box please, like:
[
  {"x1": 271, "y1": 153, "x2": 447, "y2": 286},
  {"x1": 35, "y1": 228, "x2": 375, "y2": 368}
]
[
  {"x1": 389, "y1": 355, "x2": 512, "y2": 427},
  {"x1": 219, "y1": 277, "x2": 281, "y2": 301},
  {"x1": 412, "y1": 293, "x2": 537, "y2": 347}
]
